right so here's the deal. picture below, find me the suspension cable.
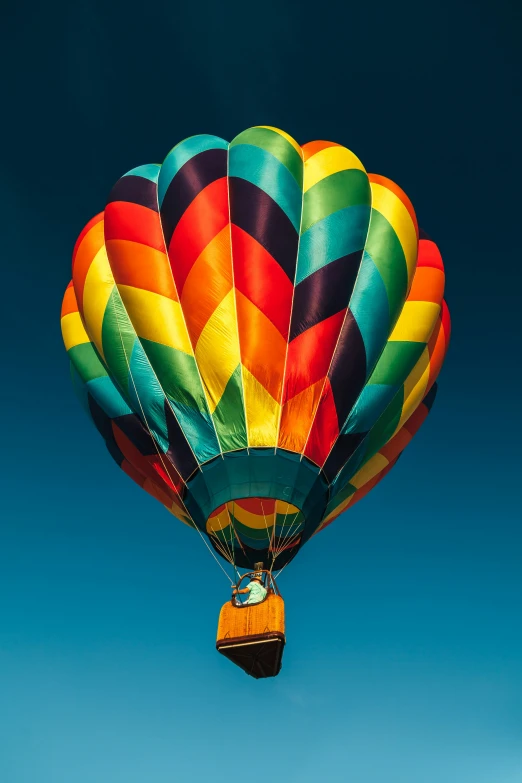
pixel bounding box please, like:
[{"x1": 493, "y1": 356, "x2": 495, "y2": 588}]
[
  {"x1": 229, "y1": 500, "x2": 242, "y2": 584},
  {"x1": 111, "y1": 294, "x2": 233, "y2": 584},
  {"x1": 270, "y1": 501, "x2": 292, "y2": 569},
  {"x1": 214, "y1": 506, "x2": 235, "y2": 566},
  {"x1": 259, "y1": 498, "x2": 274, "y2": 566},
  {"x1": 272, "y1": 501, "x2": 305, "y2": 562}
]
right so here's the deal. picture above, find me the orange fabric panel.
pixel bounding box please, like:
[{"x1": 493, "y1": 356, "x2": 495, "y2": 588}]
[{"x1": 106, "y1": 239, "x2": 178, "y2": 300}]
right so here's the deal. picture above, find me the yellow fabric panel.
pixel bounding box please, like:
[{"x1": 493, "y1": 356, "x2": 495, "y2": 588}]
[
  {"x1": 144, "y1": 484, "x2": 192, "y2": 528},
  {"x1": 242, "y1": 367, "x2": 281, "y2": 447},
  {"x1": 195, "y1": 288, "x2": 242, "y2": 414},
  {"x1": 389, "y1": 301, "x2": 441, "y2": 343},
  {"x1": 394, "y1": 353, "x2": 431, "y2": 436},
  {"x1": 275, "y1": 500, "x2": 300, "y2": 517},
  {"x1": 170, "y1": 507, "x2": 193, "y2": 528},
  {"x1": 402, "y1": 346, "x2": 429, "y2": 405},
  {"x1": 117, "y1": 285, "x2": 193, "y2": 355},
  {"x1": 61, "y1": 311, "x2": 89, "y2": 351},
  {"x1": 325, "y1": 501, "x2": 349, "y2": 525},
  {"x1": 207, "y1": 506, "x2": 232, "y2": 535},
  {"x1": 258, "y1": 125, "x2": 302, "y2": 157},
  {"x1": 319, "y1": 495, "x2": 354, "y2": 529},
  {"x1": 232, "y1": 500, "x2": 275, "y2": 530},
  {"x1": 82, "y1": 245, "x2": 115, "y2": 361},
  {"x1": 169, "y1": 494, "x2": 193, "y2": 526},
  {"x1": 371, "y1": 182, "x2": 418, "y2": 286},
  {"x1": 351, "y1": 452, "x2": 389, "y2": 490},
  {"x1": 304, "y1": 146, "x2": 366, "y2": 191},
  {"x1": 73, "y1": 219, "x2": 105, "y2": 313}
]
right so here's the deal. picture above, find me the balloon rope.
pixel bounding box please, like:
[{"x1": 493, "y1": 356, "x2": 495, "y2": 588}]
[
  {"x1": 230, "y1": 501, "x2": 242, "y2": 584},
  {"x1": 228, "y1": 502, "x2": 247, "y2": 561},
  {"x1": 274, "y1": 541, "x2": 301, "y2": 581},
  {"x1": 272, "y1": 503, "x2": 303, "y2": 562},
  {"x1": 270, "y1": 502, "x2": 290, "y2": 571},
  {"x1": 208, "y1": 531, "x2": 240, "y2": 585},
  {"x1": 274, "y1": 560, "x2": 291, "y2": 580},
  {"x1": 273, "y1": 147, "x2": 305, "y2": 451},
  {"x1": 259, "y1": 499, "x2": 274, "y2": 562},
  {"x1": 213, "y1": 507, "x2": 235, "y2": 569},
  {"x1": 227, "y1": 502, "x2": 247, "y2": 585},
  {"x1": 208, "y1": 529, "x2": 232, "y2": 563},
  {"x1": 276, "y1": 528, "x2": 302, "y2": 561},
  {"x1": 275, "y1": 518, "x2": 301, "y2": 556},
  {"x1": 270, "y1": 501, "x2": 290, "y2": 571},
  {"x1": 274, "y1": 525, "x2": 302, "y2": 562},
  {"x1": 271, "y1": 501, "x2": 293, "y2": 562},
  {"x1": 111, "y1": 295, "x2": 233, "y2": 585}
]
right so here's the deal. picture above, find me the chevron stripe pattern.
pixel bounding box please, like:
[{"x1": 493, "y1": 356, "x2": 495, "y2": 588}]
[{"x1": 61, "y1": 128, "x2": 451, "y2": 570}]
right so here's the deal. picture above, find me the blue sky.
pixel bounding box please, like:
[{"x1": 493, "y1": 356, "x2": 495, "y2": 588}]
[{"x1": 1, "y1": 0, "x2": 521, "y2": 780}]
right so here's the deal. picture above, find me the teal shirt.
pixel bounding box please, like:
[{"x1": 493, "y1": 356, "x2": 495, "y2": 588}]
[{"x1": 245, "y1": 580, "x2": 267, "y2": 604}]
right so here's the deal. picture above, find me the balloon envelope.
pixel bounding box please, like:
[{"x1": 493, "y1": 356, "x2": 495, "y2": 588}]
[{"x1": 61, "y1": 127, "x2": 450, "y2": 570}]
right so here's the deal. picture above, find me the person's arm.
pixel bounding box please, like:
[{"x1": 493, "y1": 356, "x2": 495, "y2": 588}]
[{"x1": 232, "y1": 586, "x2": 251, "y2": 595}]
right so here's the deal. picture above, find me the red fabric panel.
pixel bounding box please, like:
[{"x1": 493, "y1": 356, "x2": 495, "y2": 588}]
[
  {"x1": 283, "y1": 310, "x2": 346, "y2": 402},
  {"x1": 304, "y1": 378, "x2": 340, "y2": 465},
  {"x1": 417, "y1": 238, "x2": 444, "y2": 271},
  {"x1": 232, "y1": 225, "x2": 293, "y2": 339},
  {"x1": 167, "y1": 178, "x2": 229, "y2": 295},
  {"x1": 104, "y1": 201, "x2": 165, "y2": 252}
]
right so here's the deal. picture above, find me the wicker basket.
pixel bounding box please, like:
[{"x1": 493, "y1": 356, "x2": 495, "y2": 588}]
[{"x1": 216, "y1": 593, "x2": 285, "y2": 642}]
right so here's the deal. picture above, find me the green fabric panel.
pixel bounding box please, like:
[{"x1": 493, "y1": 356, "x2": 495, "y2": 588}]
[
  {"x1": 167, "y1": 398, "x2": 219, "y2": 463},
  {"x1": 230, "y1": 514, "x2": 273, "y2": 542},
  {"x1": 364, "y1": 389, "x2": 404, "y2": 461},
  {"x1": 364, "y1": 210, "x2": 408, "y2": 328},
  {"x1": 212, "y1": 365, "x2": 248, "y2": 451},
  {"x1": 184, "y1": 450, "x2": 328, "y2": 534},
  {"x1": 229, "y1": 127, "x2": 303, "y2": 187},
  {"x1": 69, "y1": 362, "x2": 90, "y2": 415},
  {"x1": 369, "y1": 341, "x2": 425, "y2": 386},
  {"x1": 301, "y1": 169, "x2": 370, "y2": 233},
  {"x1": 101, "y1": 288, "x2": 136, "y2": 395},
  {"x1": 275, "y1": 510, "x2": 303, "y2": 527},
  {"x1": 140, "y1": 339, "x2": 209, "y2": 413},
  {"x1": 211, "y1": 527, "x2": 235, "y2": 545},
  {"x1": 67, "y1": 342, "x2": 107, "y2": 384},
  {"x1": 325, "y1": 482, "x2": 357, "y2": 516}
]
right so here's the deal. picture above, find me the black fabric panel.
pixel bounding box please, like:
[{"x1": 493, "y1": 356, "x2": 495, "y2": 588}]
[
  {"x1": 423, "y1": 382, "x2": 438, "y2": 411},
  {"x1": 164, "y1": 401, "x2": 198, "y2": 481},
  {"x1": 211, "y1": 537, "x2": 301, "y2": 571},
  {"x1": 323, "y1": 431, "x2": 367, "y2": 482},
  {"x1": 107, "y1": 175, "x2": 159, "y2": 212},
  {"x1": 229, "y1": 176, "x2": 299, "y2": 280},
  {"x1": 290, "y1": 251, "x2": 362, "y2": 340},
  {"x1": 106, "y1": 438, "x2": 125, "y2": 467},
  {"x1": 328, "y1": 310, "x2": 367, "y2": 425},
  {"x1": 161, "y1": 148, "x2": 228, "y2": 246},
  {"x1": 113, "y1": 412, "x2": 157, "y2": 455},
  {"x1": 88, "y1": 394, "x2": 115, "y2": 442}
]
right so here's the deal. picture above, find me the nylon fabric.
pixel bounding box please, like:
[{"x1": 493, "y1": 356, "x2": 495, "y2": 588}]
[{"x1": 61, "y1": 127, "x2": 450, "y2": 571}]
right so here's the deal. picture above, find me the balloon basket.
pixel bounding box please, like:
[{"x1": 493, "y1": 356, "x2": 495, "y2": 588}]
[{"x1": 216, "y1": 591, "x2": 285, "y2": 679}]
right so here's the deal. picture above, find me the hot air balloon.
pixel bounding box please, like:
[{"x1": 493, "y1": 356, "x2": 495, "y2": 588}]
[{"x1": 61, "y1": 127, "x2": 450, "y2": 678}]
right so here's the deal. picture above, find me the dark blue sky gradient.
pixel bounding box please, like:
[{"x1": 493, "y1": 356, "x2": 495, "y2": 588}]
[{"x1": 2, "y1": 1, "x2": 521, "y2": 781}]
